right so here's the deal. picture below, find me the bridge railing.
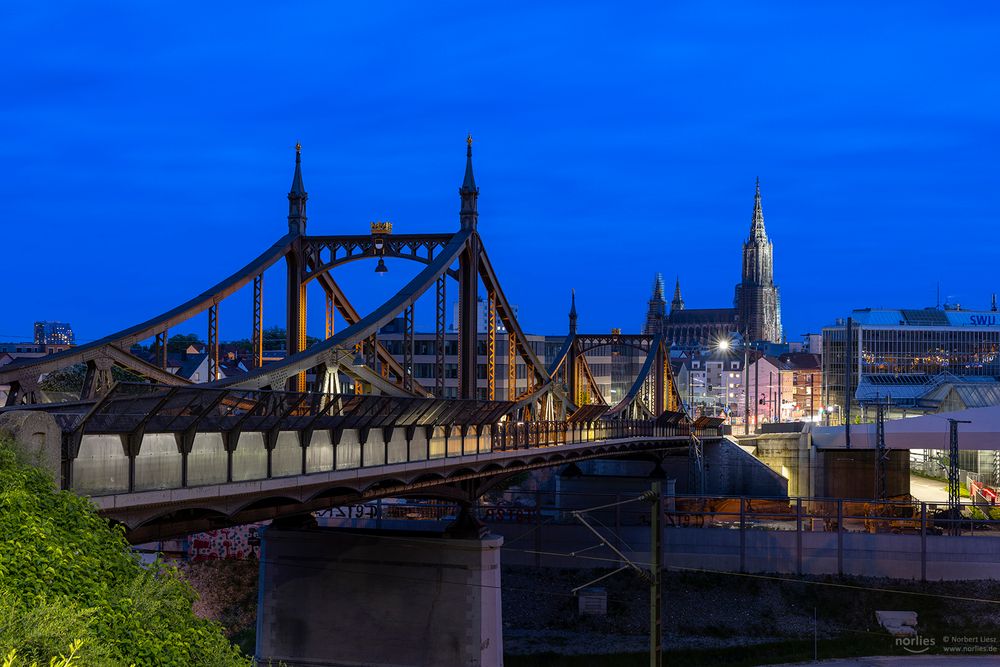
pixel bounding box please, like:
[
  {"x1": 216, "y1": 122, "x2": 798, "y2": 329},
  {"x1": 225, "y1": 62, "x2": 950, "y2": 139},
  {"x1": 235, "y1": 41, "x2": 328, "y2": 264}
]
[{"x1": 44, "y1": 384, "x2": 709, "y2": 498}]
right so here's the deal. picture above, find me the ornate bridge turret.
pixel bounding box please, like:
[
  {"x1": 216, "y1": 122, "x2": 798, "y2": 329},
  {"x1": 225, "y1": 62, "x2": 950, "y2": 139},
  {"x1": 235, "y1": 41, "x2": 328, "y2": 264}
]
[
  {"x1": 287, "y1": 142, "x2": 307, "y2": 235},
  {"x1": 459, "y1": 133, "x2": 478, "y2": 231},
  {"x1": 458, "y1": 135, "x2": 480, "y2": 399},
  {"x1": 286, "y1": 144, "x2": 308, "y2": 389}
]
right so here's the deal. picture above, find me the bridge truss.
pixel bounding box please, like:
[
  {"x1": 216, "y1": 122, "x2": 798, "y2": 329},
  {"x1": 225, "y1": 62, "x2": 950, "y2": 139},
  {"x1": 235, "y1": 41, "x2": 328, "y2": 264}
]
[{"x1": 1, "y1": 138, "x2": 682, "y2": 426}]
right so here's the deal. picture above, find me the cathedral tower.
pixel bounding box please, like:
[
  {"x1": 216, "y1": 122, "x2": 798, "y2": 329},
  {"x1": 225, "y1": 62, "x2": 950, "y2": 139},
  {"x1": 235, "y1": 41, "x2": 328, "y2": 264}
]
[
  {"x1": 643, "y1": 273, "x2": 667, "y2": 334},
  {"x1": 735, "y1": 178, "x2": 782, "y2": 342}
]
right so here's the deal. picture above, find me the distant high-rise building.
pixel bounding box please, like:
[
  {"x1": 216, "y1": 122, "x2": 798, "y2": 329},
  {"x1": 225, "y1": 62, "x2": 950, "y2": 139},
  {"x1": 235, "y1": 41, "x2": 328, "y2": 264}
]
[
  {"x1": 33, "y1": 321, "x2": 75, "y2": 346},
  {"x1": 734, "y1": 179, "x2": 782, "y2": 343}
]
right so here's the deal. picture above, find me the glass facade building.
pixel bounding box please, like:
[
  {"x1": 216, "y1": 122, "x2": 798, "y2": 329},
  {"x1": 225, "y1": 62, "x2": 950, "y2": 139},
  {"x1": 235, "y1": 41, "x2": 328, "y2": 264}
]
[{"x1": 822, "y1": 307, "x2": 1000, "y2": 418}]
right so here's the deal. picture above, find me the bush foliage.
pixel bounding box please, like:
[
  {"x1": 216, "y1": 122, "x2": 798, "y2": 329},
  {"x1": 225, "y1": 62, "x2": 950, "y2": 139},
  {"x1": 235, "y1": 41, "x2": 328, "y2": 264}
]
[{"x1": 0, "y1": 435, "x2": 250, "y2": 666}]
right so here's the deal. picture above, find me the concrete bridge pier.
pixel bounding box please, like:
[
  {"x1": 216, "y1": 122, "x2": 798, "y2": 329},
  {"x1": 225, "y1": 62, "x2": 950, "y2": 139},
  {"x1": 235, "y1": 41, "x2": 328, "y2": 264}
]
[{"x1": 256, "y1": 523, "x2": 504, "y2": 667}]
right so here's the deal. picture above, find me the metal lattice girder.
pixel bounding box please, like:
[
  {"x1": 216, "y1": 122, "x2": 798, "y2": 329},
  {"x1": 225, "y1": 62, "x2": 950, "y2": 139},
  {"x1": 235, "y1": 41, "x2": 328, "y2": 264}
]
[
  {"x1": 508, "y1": 330, "x2": 517, "y2": 401},
  {"x1": 875, "y1": 399, "x2": 888, "y2": 502},
  {"x1": 578, "y1": 354, "x2": 607, "y2": 406},
  {"x1": 546, "y1": 335, "x2": 574, "y2": 377},
  {"x1": 81, "y1": 357, "x2": 116, "y2": 400},
  {"x1": 947, "y1": 418, "x2": 970, "y2": 530},
  {"x1": 216, "y1": 230, "x2": 471, "y2": 391},
  {"x1": 313, "y1": 270, "x2": 431, "y2": 397},
  {"x1": 365, "y1": 334, "x2": 377, "y2": 372},
  {"x1": 574, "y1": 333, "x2": 656, "y2": 355},
  {"x1": 208, "y1": 304, "x2": 219, "y2": 382},
  {"x1": 403, "y1": 304, "x2": 414, "y2": 392},
  {"x1": 154, "y1": 331, "x2": 167, "y2": 369},
  {"x1": 487, "y1": 290, "x2": 496, "y2": 401},
  {"x1": 252, "y1": 273, "x2": 264, "y2": 369},
  {"x1": 295, "y1": 281, "x2": 308, "y2": 392},
  {"x1": 324, "y1": 287, "x2": 335, "y2": 340},
  {"x1": 435, "y1": 275, "x2": 446, "y2": 397},
  {"x1": 604, "y1": 335, "x2": 664, "y2": 418},
  {"x1": 300, "y1": 233, "x2": 455, "y2": 281},
  {"x1": 477, "y1": 245, "x2": 563, "y2": 402},
  {"x1": 457, "y1": 232, "x2": 480, "y2": 400}
]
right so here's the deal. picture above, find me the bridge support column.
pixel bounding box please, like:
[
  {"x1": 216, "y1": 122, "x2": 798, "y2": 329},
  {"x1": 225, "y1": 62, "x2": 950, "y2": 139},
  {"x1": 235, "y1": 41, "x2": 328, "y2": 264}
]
[
  {"x1": 256, "y1": 525, "x2": 504, "y2": 667},
  {"x1": 285, "y1": 240, "x2": 307, "y2": 392},
  {"x1": 458, "y1": 234, "x2": 480, "y2": 400}
]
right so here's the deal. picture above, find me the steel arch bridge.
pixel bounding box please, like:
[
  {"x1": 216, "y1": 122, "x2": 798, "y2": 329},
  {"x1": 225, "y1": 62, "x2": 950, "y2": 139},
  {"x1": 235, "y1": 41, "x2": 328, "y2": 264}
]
[
  {"x1": 0, "y1": 137, "x2": 716, "y2": 541},
  {"x1": 0, "y1": 137, "x2": 682, "y2": 422}
]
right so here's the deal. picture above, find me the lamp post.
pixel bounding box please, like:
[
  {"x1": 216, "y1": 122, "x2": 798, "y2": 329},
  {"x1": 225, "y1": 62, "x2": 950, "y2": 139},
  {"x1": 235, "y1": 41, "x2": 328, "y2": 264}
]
[{"x1": 717, "y1": 332, "x2": 750, "y2": 436}]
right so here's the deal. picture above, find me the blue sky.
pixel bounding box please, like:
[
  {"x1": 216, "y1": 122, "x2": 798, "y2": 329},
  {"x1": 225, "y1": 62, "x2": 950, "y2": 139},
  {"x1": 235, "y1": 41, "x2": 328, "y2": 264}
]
[{"x1": 2, "y1": 3, "x2": 999, "y2": 344}]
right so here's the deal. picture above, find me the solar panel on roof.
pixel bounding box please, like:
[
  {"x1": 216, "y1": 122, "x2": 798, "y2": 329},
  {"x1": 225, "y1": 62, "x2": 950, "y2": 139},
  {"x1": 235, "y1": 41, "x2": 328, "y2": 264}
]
[
  {"x1": 867, "y1": 374, "x2": 933, "y2": 386},
  {"x1": 901, "y1": 309, "x2": 949, "y2": 326}
]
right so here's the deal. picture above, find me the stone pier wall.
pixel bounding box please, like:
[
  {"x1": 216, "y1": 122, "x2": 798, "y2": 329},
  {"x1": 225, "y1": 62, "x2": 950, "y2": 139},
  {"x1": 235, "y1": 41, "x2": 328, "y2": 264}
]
[{"x1": 257, "y1": 526, "x2": 503, "y2": 667}]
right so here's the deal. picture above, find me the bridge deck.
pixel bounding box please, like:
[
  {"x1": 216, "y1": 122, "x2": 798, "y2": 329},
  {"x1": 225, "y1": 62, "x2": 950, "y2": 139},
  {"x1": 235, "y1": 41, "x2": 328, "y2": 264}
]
[{"x1": 12, "y1": 385, "x2": 717, "y2": 541}]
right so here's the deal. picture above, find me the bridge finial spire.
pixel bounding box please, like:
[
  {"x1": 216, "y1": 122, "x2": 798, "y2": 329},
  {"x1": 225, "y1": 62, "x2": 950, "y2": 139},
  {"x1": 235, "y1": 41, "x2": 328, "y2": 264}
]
[
  {"x1": 288, "y1": 141, "x2": 307, "y2": 234},
  {"x1": 459, "y1": 133, "x2": 479, "y2": 230},
  {"x1": 569, "y1": 289, "x2": 578, "y2": 335}
]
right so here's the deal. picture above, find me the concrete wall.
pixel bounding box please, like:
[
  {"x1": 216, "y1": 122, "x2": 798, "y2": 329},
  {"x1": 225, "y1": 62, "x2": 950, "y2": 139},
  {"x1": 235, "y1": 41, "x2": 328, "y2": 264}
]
[
  {"x1": 705, "y1": 436, "x2": 788, "y2": 497},
  {"x1": 742, "y1": 430, "x2": 910, "y2": 500},
  {"x1": 819, "y1": 449, "x2": 909, "y2": 499},
  {"x1": 746, "y1": 431, "x2": 812, "y2": 496},
  {"x1": 257, "y1": 526, "x2": 503, "y2": 667},
  {"x1": 490, "y1": 522, "x2": 1000, "y2": 581},
  {"x1": 0, "y1": 410, "x2": 61, "y2": 486}
]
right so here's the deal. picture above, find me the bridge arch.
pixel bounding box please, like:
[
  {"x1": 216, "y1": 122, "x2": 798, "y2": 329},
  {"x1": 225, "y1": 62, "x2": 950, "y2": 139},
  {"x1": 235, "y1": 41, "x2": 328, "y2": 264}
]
[
  {"x1": 307, "y1": 485, "x2": 366, "y2": 503},
  {"x1": 232, "y1": 495, "x2": 304, "y2": 516},
  {"x1": 303, "y1": 248, "x2": 460, "y2": 286}
]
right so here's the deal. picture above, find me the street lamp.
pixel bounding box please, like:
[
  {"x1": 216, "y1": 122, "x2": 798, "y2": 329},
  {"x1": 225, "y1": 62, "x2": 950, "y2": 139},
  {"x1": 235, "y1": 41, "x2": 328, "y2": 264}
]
[{"x1": 715, "y1": 332, "x2": 750, "y2": 436}]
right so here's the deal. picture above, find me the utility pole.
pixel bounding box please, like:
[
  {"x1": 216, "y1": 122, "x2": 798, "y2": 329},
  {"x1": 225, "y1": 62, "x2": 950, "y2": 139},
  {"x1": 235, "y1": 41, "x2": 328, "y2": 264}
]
[
  {"x1": 649, "y1": 480, "x2": 663, "y2": 667},
  {"x1": 754, "y1": 356, "x2": 759, "y2": 431},
  {"x1": 776, "y1": 368, "x2": 781, "y2": 424},
  {"x1": 875, "y1": 397, "x2": 887, "y2": 502},
  {"x1": 947, "y1": 418, "x2": 970, "y2": 536},
  {"x1": 809, "y1": 373, "x2": 815, "y2": 423},
  {"x1": 742, "y1": 334, "x2": 750, "y2": 436}
]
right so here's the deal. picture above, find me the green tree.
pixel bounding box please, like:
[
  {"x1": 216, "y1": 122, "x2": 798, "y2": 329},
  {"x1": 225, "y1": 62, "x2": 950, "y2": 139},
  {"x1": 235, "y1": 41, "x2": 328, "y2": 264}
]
[
  {"x1": 0, "y1": 435, "x2": 250, "y2": 666},
  {"x1": 262, "y1": 326, "x2": 320, "y2": 349},
  {"x1": 167, "y1": 333, "x2": 204, "y2": 353},
  {"x1": 40, "y1": 365, "x2": 147, "y2": 394}
]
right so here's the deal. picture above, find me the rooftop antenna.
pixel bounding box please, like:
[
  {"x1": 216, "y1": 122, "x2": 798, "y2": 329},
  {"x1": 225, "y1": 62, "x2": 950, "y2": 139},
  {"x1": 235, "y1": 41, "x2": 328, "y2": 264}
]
[
  {"x1": 936, "y1": 283, "x2": 940, "y2": 309},
  {"x1": 992, "y1": 294, "x2": 997, "y2": 312}
]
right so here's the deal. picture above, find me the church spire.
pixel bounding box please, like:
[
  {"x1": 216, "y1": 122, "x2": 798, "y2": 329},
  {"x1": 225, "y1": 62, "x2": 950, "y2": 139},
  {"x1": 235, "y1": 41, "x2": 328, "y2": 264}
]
[
  {"x1": 671, "y1": 276, "x2": 685, "y2": 312},
  {"x1": 749, "y1": 176, "x2": 766, "y2": 241},
  {"x1": 652, "y1": 273, "x2": 665, "y2": 301},
  {"x1": 459, "y1": 133, "x2": 479, "y2": 230},
  {"x1": 287, "y1": 142, "x2": 307, "y2": 234},
  {"x1": 569, "y1": 289, "x2": 578, "y2": 335},
  {"x1": 643, "y1": 273, "x2": 667, "y2": 335}
]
